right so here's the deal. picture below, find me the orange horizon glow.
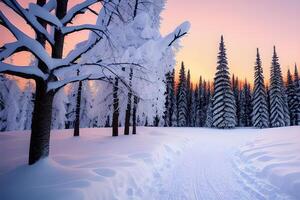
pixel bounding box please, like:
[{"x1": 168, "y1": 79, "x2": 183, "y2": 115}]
[
  {"x1": 160, "y1": 0, "x2": 300, "y2": 85},
  {"x1": 1, "y1": 0, "x2": 299, "y2": 87}
]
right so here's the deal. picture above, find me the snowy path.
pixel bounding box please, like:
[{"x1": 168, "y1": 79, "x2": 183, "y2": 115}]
[{"x1": 153, "y1": 129, "x2": 295, "y2": 200}]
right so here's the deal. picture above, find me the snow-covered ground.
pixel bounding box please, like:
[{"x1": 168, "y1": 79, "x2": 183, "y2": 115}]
[{"x1": 0, "y1": 127, "x2": 299, "y2": 200}]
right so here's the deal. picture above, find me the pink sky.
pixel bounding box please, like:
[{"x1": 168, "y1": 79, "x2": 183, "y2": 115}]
[
  {"x1": 1, "y1": 0, "x2": 299, "y2": 84},
  {"x1": 160, "y1": 0, "x2": 300, "y2": 84}
]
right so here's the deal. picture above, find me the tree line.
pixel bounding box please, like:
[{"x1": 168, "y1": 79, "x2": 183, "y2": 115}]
[{"x1": 163, "y1": 36, "x2": 300, "y2": 129}]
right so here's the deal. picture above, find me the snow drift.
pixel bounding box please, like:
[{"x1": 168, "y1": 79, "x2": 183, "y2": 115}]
[{"x1": 0, "y1": 127, "x2": 299, "y2": 200}]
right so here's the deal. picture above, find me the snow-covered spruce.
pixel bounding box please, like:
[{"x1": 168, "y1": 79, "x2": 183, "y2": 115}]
[
  {"x1": 286, "y1": 69, "x2": 299, "y2": 126},
  {"x1": 269, "y1": 47, "x2": 290, "y2": 127},
  {"x1": 293, "y1": 64, "x2": 300, "y2": 125},
  {"x1": 177, "y1": 62, "x2": 188, "y2": 127},
  {"x1": 251, "y1": 49, "x2": 269, "y2": 128},
  {"x1": 212, "y1": 36, "x2": 236, "y2": 128},
  {"x1": 240, "y1": 81, "x2": 252, "y2": 127}
]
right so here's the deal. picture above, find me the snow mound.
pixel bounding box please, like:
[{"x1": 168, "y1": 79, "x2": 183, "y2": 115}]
[
  {"x1": 235, "y1": 126, "x2": 300, "y2": 199},
  {"x1": 0, "y1": 128, "x2": 191, "y2": 200}
]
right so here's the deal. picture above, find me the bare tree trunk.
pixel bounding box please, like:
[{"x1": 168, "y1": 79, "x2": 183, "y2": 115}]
[
  {"x1": 112, "y1": 78, "x2": 119, "y2": 136},
  {"x1": 74, "y1": 80, "x2": 82, "y2": 136},
  {"x1": 132, "y1": 96, "x2": 138, "y2": 134},
  {"x1": 29, "y1": 80, "x2": 55, "y2": 165},
  {"x1": 124, "y1": 69, "x2": 133, "y2": 135}
]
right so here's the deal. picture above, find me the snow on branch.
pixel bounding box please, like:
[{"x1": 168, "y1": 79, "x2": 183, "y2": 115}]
[
  {"x1": 48, "y1": 74, "x2": 91, "y2": 92},
  {"x1": 167, "y1": 21, "x2": 190, "y2": 47},
  {"x1": 28, "y1": 3, "x2": 62, "y2": 27},
  {"x1": 1, "y1": 0, "x2": 55, "y2": 44},
  {"x1": 43, "y1": 0, "x2": 57, "y2": 12},
  {"x1": 61, "y1": 24, "x2": 106, "y2": 36},
  {"x1": 61, "y1": 0, "x2": 101, "y2": 25},
  {"x1": 0, "y1": 62, "x2": 46, "y2": 80},
  {"x1": 0, "y1": 12, "x2": 53, "y2": 69}
]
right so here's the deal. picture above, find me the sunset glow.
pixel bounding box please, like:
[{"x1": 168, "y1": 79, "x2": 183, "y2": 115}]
[
  {"x1": 160, "y1": 0, "x2": 300, "y2": 84},
  {"x1": 1, "y1": 0, "x2": 299, "y2": 84}
]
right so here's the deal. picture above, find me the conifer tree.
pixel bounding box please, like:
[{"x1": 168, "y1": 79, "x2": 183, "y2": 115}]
[
  {"x1": 232, "y1": 74, "x2": 240, "y2": 126},
  {"x1": 293, "y1": 64, "x2": 300, "y2": 125},
  {"x1": 170, "y1": 69, "x2": 177, "y2": 126},
  {"x1": 177, "y1": 62, "x2": 188, "y2": 127},
  {"x1": 212, "y1": 36, "x2": 236, "y2": 128},
  {"x1": 205, "y1": 95, "x2": 214, "y2": 128},
  {"x1": 164, "y1": 71, "x2": 173, "y2": 126},
  {"x1": 186, "y1": 70, "x2": 192, "y2": 126},
  {"x1": 269, "y1": 46, "x2": 290, "y2": 127},
  {"x1": 193, "y1": 84, "x2": 200, "y2": 127},
  {"x1": 240, "y1": 81, "x2": 252, "y2": 127},
  {"x1": 252, "y1": 49, "x2": 269, "y2": 128},
  {"x1": 286, "y1": 69, "x2": 299, "y2": 125}
]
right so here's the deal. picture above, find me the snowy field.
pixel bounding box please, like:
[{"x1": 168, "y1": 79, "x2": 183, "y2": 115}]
[{"x1": 0, "y1": 127, "x2": 299, "y2": 200}]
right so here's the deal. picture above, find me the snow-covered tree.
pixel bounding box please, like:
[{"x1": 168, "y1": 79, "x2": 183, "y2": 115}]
[
  {"x1": 212, "y1": 36, "x2": 236, "y2": 129},
  {"x1": 0, "y1": 75, "x2": 21, "y2": 131},
  {"x1": 252, "y1": 49, "x2": 269, "y2": 128},
  {"x1": 79, "y1": 81, "x2": 95, "y2": 128},
  {"x1": 205, "y1": 95, "x2": 214, "y2": 128},
  {"x1": 240, "y1": 81, "x2": 252, "y2": 127},
  {"x1": 193, "y1": 84, "x2": 200, "y2": 127},
  {"x1": 293, "y1": 64, "x2": 300, "y2": 125},
  {"x1": 81, "y1": 0, "x2": 190, "y2": 127},
  {"x1": 18, "y1": 80, "x2": 34, "y2": 130},
  {"x1": 51, "y1": 88, "x2": 68, "y2": 130},
  {"x1": 186, "y1": 70, "x2": 192, "y2": 126},
  {"x1": 286, "y1": 69, "x2": 299, "y2": 125},
  {"x1": 163, "y1": 71, "x2": 173, "y2": 126},
  {"x1": 232, "y1": 74, "x2": 240, "y2": 126},
  {"x1": 65, "y1": 83, "x2": 77, "y2": 129},
  {"x1": 177, "y1": 62, "x2": 188, "y2": 127},
  {"x1": 0, "y1": 0, "x2": 138, "y2": 164},
  {"x1": 269, "y1": 46, "x2": 290, "y2": 127}
]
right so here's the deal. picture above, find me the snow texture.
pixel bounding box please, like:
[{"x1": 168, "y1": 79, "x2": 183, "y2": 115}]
[{"x1": 0, "y1": 127, "x2": 299, "y2": 200}]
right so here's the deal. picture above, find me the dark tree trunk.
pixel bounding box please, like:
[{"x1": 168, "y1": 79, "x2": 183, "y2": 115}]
[
  {"x1": 52, "y1": 0, "x2": 68, "y2": 59},
  {"x1": 132, "y1": 96, "x2": 138, "y2": 134},
  {"x1": 29, "y1": 80, "x2": 55, "y2": 165},
  {"x1": 112, "y1": 78, "x2": 119, "y2": 136},
  {"x1": 124, "y1": 69, "x2": 133, "y2": 135},
  {"x1": 74, "y1": 80, "x2": 82, "y2": 136},
  {"x1": 28, "y1": 0, "x2": 49, "y2": 165}
]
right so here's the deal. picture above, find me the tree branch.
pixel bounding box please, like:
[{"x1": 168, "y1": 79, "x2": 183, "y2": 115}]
[
  {"x1": 0, "y1": 62, "x2": 46, "y2": 80},
  {"x1": 61, "y1": 0, "x2": 101, "y2": 25}
]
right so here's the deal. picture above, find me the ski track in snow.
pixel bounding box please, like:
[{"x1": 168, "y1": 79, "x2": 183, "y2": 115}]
[{"x1": 151, "y1": 129, "x2": 296, "y2": 200}]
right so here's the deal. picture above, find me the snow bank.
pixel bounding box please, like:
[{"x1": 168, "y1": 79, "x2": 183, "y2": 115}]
[
  {"x1": 235, "y1": 126, "x2": 300, "y2": 199},
  {"x1": 0, "y1": 128, "x2": 191, "y2": 200}
]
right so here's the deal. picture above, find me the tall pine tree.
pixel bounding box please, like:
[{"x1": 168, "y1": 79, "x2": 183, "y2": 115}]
[
  {"x1": 293, "y1": 64, "x2": 300, "y2": 125},
  {"x1": 212, "y1": 36, "x2": 236, "y2": 128},
  {"x1": 177, "y1": 62, "x2": 188, "y2": 127},
  {"x1": 269, "y1": 46, "x2": 290, "y2": 127},
  {"x1": 286, "y1": 69, "x2": 299, "y2": 125},
  {"x1": 252, "y1": 48, "x2": 269, "y2": 128}
]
